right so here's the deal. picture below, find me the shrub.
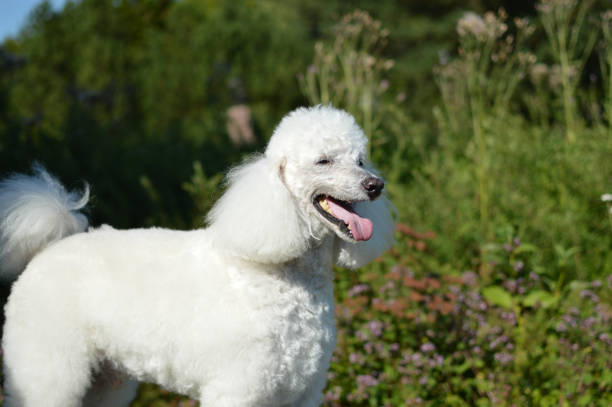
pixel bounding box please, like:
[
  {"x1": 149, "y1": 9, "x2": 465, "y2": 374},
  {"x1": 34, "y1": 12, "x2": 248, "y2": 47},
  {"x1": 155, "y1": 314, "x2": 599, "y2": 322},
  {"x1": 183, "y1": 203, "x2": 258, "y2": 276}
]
[{"x1": 325, "y1": 226, "x2": 612, "y2": 406}]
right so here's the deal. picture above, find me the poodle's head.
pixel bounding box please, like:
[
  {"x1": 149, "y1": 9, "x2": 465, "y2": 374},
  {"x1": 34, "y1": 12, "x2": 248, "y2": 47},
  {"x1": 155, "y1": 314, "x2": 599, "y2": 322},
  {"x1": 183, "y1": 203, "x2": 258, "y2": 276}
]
[
  {"x1": 266, "y1": 106, "x2": 384, "y2": 243},
  {"x1": 208, "y1": 106, "x2": 394, "y2": 266}
]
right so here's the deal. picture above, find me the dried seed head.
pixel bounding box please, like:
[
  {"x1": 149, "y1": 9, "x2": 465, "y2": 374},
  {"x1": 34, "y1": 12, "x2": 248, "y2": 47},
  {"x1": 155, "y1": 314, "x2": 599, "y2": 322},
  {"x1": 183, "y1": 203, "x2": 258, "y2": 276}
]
[{"x1": 457, "y1": 12, "x2": 487, "y2": 39}]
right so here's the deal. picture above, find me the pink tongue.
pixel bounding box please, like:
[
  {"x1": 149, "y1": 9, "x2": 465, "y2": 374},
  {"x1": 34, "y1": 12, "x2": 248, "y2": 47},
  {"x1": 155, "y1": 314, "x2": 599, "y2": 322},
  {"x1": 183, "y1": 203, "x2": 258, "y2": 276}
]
[{"x1": 326, "y1": 198, "x2": 373, "y2": 241}]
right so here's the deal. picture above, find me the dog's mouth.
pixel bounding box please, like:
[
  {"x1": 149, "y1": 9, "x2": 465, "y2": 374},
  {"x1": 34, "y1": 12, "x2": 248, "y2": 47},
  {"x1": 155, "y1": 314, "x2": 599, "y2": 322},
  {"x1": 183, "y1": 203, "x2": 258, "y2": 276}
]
[{"x1": 313, "y1": 195, "x2": 373, "y2": 241}]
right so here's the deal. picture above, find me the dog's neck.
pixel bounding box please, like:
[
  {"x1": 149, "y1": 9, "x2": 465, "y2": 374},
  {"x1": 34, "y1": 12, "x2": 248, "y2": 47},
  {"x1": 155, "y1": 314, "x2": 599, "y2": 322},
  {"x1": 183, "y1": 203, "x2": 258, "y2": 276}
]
[
  {"x1": 288, "y1": 234, "x2": 335, "y2": 280},
  {"x1": 217, "y1": 233, "x2": 336, "y2": 282},
  {"x1": 260, "y1": 234, "x2": 337, "y2": 289}
]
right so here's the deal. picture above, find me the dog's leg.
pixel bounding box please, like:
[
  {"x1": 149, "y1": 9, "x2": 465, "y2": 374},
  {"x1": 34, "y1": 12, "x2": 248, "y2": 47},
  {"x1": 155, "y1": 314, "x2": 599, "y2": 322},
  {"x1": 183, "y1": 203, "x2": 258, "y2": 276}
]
[
  {"x1": 2, "y1": 278, "x2": 94, "y2": 407},
  {"x1": 198, "y1": 365, "x2": 270, "y2": 406},
  {"x1": 2, "y1": 331, "x2": 93, "y2": 407},
  {"x1": 199, "y1": 379, "x2": 261, "y2": 407}
]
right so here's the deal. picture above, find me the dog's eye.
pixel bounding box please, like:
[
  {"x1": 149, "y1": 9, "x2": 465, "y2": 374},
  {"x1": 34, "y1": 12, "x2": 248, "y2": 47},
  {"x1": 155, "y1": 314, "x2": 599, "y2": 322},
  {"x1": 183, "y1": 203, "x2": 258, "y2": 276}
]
[
  {"x1": 358, "y1": 159, "x2": 364, "y2": 167},
  {"x1": 316, "y1": 158, "x2": 332, "y2": 165}
]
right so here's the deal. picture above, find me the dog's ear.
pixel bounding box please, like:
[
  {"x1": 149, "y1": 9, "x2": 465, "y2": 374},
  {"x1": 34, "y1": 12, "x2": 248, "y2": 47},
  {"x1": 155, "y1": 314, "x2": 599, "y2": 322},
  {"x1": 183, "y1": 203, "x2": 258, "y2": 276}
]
[
  {"x1": 334, "y1": 195, "x2": 395, "y2": 269},
  {"x1": 207, "y1": 155, "x2": 310, "y2": 263}
]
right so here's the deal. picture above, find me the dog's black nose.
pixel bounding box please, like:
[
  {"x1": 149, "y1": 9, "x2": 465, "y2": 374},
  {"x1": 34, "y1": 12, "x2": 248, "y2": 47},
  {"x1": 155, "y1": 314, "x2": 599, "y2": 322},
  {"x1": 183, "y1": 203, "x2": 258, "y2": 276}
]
[{"x1": 362, "y1": 177, "x2": 384, "y2": 200}]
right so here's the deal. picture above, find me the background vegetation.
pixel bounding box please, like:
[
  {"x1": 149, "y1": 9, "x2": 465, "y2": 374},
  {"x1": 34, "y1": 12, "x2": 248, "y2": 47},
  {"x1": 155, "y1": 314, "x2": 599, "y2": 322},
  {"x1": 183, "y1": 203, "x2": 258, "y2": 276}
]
[{"x1": 1, "y1": 0, "x2": 611, "y2": 405}]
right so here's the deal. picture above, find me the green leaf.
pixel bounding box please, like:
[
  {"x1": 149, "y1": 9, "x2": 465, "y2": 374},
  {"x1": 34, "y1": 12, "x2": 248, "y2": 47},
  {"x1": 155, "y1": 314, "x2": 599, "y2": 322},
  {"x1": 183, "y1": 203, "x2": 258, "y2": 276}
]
[
  {"x1": 521, "y1": 290, "x2": 557, "y2": 308},
  {"x1": 482, "y1": 286, "x2": 514, "y2": 309},
  {"x1": 601, "y1": 371, "x2": 612, "y2": 386},
  {"x1": 481, "y1": 243, "x2": 501, "y2": 253},
  {"x1": 569, "y1": 280, "x2": 589, "y2": 291},
  {"x1": 578, "y1": 393, "x2": 592, "y2": 406},
  {"x1": 514, "y1": 243, "x2": 538, "y2": 254},
  {"x1": 453, "y1": 360, "x2": 472, "y2": 374},
  {"x1": 444, "y1": 394, "x2": 469, "y2": 406}
]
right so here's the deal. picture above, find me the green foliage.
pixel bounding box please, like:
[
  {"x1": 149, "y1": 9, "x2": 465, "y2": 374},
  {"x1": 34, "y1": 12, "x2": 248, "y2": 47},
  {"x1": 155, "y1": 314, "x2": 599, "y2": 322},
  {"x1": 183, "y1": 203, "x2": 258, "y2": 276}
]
[
  {"x1": 0, "y1": 0, "x2": 309, "y2": 228},
  {"x1": 325, "y1": 228, "x2": 612, "y2": 406},
  {"x1": 294, "y1": 3, "x2": 612, "y2": 405},
  {"x1": 182, "y1": 161, "x2": 223, "y2": 226},
  {"x1": 396, "y1": 7, "x2": 612, "y2": 282}
]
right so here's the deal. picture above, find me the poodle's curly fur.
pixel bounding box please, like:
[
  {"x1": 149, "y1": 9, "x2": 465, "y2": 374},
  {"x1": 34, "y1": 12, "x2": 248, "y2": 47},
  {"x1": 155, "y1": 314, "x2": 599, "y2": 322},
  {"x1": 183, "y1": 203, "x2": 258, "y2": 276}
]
[{"x1": 0, "y1": 106, "x2": 394, "y2": 407}]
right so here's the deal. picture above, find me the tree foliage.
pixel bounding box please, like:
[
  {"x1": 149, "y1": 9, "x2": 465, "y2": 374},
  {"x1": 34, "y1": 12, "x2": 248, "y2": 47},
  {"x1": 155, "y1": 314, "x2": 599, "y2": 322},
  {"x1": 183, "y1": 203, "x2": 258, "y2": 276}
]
[{"x1": 0, "y1": 0, "x2": 496, "y2": 228}]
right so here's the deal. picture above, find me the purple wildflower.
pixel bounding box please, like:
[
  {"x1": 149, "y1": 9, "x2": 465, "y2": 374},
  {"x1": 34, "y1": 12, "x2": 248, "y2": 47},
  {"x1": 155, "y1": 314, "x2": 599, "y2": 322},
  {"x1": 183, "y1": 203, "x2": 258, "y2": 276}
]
[
  {"x1": 349, "y1": 353, "x2": 365, "y2": 364},
  {"x1": 563, "y1": 314, "x2": 578, "y2": 328},
  {"x1": 504, "y1": 279, "x2": 518, "y2": 293},
  {"x1": 582, "y1": 316, "x2": 596, "y2": 330},
  {"x1": 367, "y1": 320, "x2": 384, "y2": 337},
  {"x1": 580, "y1": 289, "x2": 599, "y2": 303},
  {"x1": 489, "y1": 335, "x2": 508, "y2": 350},
  {"x1": 494, "y1": 352, "x2": 514, "y2": 365},
  {"x1": 356, "y1": 374, "x2": 379, "y2": 388},
  {"x1": 462, "y1": 271, "x2": 478, "y2": 286},
  {"x1": 420, "y1": 342, "x2": 435, "y2": 353},
  {"x1": 501, "y1": 311, "x2": 517, "y2": 325},
  {"x1": 348, "y1": 284, "x2": 370, "y2": 297},
  {"x1": 324, "y1": 386, "x2": 342, "y2": 402},
  {"x1": 379, "y1": 281, "x2": 396, "y2": 293}
]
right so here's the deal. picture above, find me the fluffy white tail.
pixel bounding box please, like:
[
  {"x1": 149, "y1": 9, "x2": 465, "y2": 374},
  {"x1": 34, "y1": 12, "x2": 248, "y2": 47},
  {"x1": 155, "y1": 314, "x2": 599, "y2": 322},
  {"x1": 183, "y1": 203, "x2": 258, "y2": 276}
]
[{"x1": 0, "y1": 165, "x2": 89, "y2": 280}]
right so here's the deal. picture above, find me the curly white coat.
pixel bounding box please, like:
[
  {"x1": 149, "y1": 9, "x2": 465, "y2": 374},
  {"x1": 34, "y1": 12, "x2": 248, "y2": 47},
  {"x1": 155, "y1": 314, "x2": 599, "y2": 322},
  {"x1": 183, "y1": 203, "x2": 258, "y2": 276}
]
[{"x1": 0, "y1": 106, "x2": 395, "y2": 407}]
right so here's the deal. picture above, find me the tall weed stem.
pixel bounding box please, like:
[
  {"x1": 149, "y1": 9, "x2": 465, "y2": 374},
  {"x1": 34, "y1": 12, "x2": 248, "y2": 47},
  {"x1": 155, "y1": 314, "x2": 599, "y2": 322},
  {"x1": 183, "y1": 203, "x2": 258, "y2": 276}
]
[
  {"x1": 601, "y1": 11, "x2": 612, "y2": 127},
  {"x1": 538, "y1": 0, "x2": 597, "y2": 143},
  {"x1": 445, "y1": 10, "x2": 534, "y2": 239},
  {"x1": 298, "y1": 11, "x2": 394, "y2": 154}
]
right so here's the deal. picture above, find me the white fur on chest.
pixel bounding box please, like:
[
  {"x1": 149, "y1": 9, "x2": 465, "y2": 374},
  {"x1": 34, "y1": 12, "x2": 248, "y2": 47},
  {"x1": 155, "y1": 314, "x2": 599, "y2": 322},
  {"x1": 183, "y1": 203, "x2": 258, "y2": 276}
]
[{"x1": 224, "y1": 244, "x2": 337, "y2": 404}]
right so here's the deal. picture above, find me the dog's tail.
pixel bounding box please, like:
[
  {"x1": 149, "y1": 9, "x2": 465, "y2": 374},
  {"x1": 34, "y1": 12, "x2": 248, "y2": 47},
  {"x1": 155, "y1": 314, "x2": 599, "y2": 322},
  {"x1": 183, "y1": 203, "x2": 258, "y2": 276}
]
[{"x1": 0, "y1": 165, "x2": 89, "y2": 281}]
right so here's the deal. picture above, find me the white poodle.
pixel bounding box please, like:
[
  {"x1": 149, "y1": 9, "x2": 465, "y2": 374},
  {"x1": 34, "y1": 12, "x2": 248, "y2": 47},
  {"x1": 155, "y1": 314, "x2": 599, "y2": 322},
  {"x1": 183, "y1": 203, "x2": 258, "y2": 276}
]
[{"x1": 0, "y1": 106, "x2": 394, "y2": 407}]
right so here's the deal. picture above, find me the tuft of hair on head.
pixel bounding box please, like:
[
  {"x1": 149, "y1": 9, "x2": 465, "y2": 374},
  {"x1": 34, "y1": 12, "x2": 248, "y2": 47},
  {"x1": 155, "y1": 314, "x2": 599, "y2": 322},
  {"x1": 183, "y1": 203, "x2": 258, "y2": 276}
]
[{"x1": 0, "y1": 164, "x2": 89, "y2": 280}]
